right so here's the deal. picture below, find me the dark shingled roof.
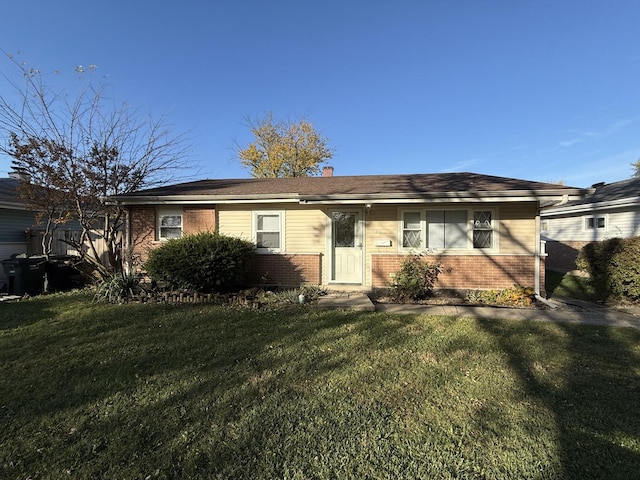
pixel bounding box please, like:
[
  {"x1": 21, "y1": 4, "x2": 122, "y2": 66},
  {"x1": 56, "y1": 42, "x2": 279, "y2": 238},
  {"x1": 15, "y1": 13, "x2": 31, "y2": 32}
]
[
  {"x1": 544, "y1": 176, "x2": 640, "y2": 209},
  {"x1": 114, "y1": 172, "x2": 581, "y2": 200}
]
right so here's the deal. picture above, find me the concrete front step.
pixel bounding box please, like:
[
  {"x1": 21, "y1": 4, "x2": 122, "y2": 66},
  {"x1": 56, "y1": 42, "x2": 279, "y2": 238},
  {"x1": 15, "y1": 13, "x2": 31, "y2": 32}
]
[{"x1": 317, "y1": 292, "x2": 375, "y2": 311}]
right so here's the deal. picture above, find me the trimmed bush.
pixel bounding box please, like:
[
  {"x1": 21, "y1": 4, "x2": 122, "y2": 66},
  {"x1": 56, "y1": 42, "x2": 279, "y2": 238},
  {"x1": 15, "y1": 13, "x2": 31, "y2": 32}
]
[
  {"x1": 388, "y1": 253, "x2": 443, "y2": 302},
  {"x1": 576, "y1": 236, "x2": 640, "y2": 302},
  {"x1": 144, "y1": 232, "x2": 255, "y2": 293}
]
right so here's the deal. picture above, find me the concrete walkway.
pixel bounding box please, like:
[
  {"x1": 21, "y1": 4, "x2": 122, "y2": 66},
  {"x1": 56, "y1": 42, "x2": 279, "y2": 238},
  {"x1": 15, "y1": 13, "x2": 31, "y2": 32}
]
[{"x1": 318, "y1": 293, "x2": 640, "y2": 330}]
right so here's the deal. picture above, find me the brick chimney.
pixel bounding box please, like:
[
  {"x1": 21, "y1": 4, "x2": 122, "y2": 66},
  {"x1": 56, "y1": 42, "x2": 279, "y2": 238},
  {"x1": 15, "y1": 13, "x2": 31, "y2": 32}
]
[{"x1": 322, "y1": 166, "x2": 334, "y2": 177}]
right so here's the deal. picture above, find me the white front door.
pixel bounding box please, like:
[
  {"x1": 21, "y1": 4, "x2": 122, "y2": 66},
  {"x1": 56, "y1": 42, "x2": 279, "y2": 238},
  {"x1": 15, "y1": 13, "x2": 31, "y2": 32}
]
[{"x1": 330, "y1": 210, "x2": 363, "y2": 284}]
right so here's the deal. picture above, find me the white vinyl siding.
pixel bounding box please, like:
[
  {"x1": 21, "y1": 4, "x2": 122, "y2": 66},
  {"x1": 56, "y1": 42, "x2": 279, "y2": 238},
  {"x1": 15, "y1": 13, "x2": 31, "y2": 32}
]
[
  {"x1": 217, "y1": 205, "x2": 325, "y2": 253},
  {"x1": 500, "y1": 202, "x2": 535, "y2": 254},
  {"x1": 542, "y1": 206, "x2": 640, "y2": 242},
  {"x1": 285, "y1": 208, "x2": 325, "y2": 252}
]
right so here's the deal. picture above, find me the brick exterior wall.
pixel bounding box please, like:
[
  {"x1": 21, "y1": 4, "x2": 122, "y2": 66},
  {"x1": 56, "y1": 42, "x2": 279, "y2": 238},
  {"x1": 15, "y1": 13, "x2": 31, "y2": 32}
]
[
  {"x1": 128, "y1": 205, "x2": 156, "y2": 266},
  {"x1": 249, "y1": 254, "x2": 322, "y2": 287},
  {"x1": 545, "y1": 240, "x2": 588, "y2": 272},
  {"x1": 127, "y1": 206, "x2": 217, "y2": 268},
  {"x1": 372, "y1": 254, "x2": 543, "y2": 291},
  {"x1": 183, "y1": 206, "x2": 216, "y2": 235}
]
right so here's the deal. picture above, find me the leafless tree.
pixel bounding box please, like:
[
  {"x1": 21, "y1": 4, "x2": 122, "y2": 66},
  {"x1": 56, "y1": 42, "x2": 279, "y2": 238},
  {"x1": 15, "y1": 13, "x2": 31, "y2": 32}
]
[{"x1": 0, "y1": 52, "x2": 191, "y2": 279}]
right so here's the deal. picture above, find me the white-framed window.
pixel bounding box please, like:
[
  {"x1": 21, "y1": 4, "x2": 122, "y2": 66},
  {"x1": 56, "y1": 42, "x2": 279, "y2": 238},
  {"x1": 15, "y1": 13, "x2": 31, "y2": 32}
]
[
  {"x1": 426, "y1": 210, "x2": 468, "y2": 249},
  {"x1": 402, "y1": 211, "x2": 422, "y2": 248},
  {"x1": 253, "y1": 211, "x2": 284, "y2": 253},
  {"x1": 472, "y1": 210, "x2": 493, "y2": 249},
  {"x1": 584, "y1": 215, "x2": 606, "y2": 230},
  {"x1": 157, "y1": 206, "x2": 183, "y2": 240},
  {"x1": 541, "y1": 220, "x2": 549, "y2": 232},
  {"x1": 399, "y1": 208, "x2": 496, "y2": 252}
]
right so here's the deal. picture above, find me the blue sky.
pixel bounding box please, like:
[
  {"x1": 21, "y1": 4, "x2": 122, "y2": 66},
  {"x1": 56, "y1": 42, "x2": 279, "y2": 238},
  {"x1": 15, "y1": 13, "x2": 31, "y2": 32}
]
[{"x1": 1, "y1": 0, "x2": 639, "y2": 187}]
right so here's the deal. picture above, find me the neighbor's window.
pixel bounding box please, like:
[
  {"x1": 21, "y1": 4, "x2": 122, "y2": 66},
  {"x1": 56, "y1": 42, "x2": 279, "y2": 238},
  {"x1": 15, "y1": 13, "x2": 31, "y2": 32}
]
[
  {"x1": 472, "y1": 211, "x2": 493, "y2": 249},
  {"x1": 157, "y1": 207, "x2": 183, "y2": 240},
  {"x1": 254, "y1": 211, "x2": 283, "y2": 252},
  {"x1": 426, "y1": 210, "x2": 468, "y2": 249},
  {"x1": 402, "y1": 211, "x2": 422, "y2": 248},
  {"x1": 584, "y1": 216, "x2": 606, "y2": 230}
]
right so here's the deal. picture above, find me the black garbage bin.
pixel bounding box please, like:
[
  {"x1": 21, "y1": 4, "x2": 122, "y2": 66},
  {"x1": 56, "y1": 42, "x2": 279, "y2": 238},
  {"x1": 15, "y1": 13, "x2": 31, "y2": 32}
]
[
  {"x1": 1, "y1": 256, "x2": 47, "y2": 296},
  {"x1": 46, "y1": 255, "x2": 80, "y2": 292}
]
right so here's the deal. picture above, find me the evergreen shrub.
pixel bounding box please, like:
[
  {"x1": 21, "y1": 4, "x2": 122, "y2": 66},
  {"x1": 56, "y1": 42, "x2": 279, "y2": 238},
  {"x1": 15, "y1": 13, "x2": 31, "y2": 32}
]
[
  {"x1": 576, "y1": 236, "x2": 640, "y2": 302},
  {"x1": 144, "y1": 232, "x2": 255, "y2": 293}
]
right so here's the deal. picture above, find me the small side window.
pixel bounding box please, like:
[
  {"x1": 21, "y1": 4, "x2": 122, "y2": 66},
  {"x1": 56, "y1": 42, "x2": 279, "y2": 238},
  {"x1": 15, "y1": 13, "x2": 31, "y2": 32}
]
[
  {"x1": 584, "y1": 216, "x2": 606, "y2": 230},
  {"x1": 158, "y1": 207, "x2": 183, "y2": 240},
  {"x1": 253, "y1": 211, "x2": 284, "y2": 252},
  {"x1": 402, "y1": 211, "x2": 422, "y2": 248},
  {"x1": 473, "y1": 211, "x2": 493, "y2": 249}
]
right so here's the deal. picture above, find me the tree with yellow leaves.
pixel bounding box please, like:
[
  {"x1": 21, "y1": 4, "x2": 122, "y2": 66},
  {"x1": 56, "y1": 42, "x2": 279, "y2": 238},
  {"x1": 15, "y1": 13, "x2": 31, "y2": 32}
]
[{"x1": 237, "y1": 112, "x2": 334, "y2": 178}]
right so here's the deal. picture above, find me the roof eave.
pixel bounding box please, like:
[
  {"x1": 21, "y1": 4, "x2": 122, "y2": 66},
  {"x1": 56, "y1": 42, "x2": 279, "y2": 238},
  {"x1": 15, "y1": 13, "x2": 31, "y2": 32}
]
[
  {"x1": 106, "y1": 188, "x2": 588, "y2": 206},
  {"x1": 104, "y1": 193, "x2": 302, "y2": 205},
  {"x1": 541, "y1": 196, "x2": 640, "y2": 216},
  {"x1": 299, "y1": 189, "x2": 588, "y2": 204}
]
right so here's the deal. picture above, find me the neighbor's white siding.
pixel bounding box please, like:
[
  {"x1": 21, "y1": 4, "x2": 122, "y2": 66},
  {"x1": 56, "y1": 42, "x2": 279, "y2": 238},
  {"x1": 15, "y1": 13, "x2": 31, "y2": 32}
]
[{"x1": 543, "y1": 205, "x2": 640, "y2": 242}]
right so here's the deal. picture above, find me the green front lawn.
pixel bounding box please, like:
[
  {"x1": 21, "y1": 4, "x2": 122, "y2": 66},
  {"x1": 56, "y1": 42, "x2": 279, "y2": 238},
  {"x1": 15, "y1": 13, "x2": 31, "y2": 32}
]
[{"x1": 1, "y1": 292, "x2": 639, "y2": 479}]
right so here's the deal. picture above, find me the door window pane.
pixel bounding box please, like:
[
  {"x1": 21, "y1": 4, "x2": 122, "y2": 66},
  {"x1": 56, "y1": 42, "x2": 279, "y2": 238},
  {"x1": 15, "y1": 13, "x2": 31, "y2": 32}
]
[{"x1": 333, "y1": 212, "x2": 355, "y2": 247}]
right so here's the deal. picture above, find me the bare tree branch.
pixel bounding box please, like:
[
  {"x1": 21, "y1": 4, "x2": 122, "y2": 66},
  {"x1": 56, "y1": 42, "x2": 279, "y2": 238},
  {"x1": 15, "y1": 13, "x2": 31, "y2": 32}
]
[{"x1": 0, "y1": 52, "x2": 192, "y2": 278}]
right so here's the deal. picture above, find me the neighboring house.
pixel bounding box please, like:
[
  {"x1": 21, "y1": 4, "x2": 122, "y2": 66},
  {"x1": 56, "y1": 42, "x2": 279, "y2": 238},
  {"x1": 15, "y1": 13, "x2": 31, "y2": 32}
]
[
  {"x1": 541, "y1": 176, "x2": 640, "y2": 272},
  {"x1": 0, "y1": 174, "x2": 81, "y2": 290},
  {"x1": 107, "y1": 169, "x2": 588, "y2": 295}
]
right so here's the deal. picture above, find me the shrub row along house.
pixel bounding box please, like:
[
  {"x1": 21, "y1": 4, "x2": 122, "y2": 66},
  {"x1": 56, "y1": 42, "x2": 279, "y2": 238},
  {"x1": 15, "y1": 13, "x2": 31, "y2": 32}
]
[
  {"x1": 106, "y1": 169, "x2": 588, "y2": 295},
  {"x1": 541, "y1": 176, "x2": 640, "y2": 272}
]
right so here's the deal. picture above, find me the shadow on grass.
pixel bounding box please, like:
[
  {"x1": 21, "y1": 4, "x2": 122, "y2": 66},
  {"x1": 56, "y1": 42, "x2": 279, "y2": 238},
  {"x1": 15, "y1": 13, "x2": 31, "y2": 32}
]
[
  {"x1": 2, "y1": 293, "x2": 640, "y2": 478},
  {"x1": 545, "y1": 269, "x2": 607, "y2": 302},
  {"x1": 478, "y1": 317, "x2": 640, "y2": 479}
]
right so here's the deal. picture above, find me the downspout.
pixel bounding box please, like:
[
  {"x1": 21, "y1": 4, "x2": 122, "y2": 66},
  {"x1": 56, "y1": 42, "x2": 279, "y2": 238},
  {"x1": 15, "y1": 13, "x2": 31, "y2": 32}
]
[
  {"x1": 123, "y1": 205, "x2": 131, "y2": 275},
  {"x1": 534, "y1": 207, "x2": 541, "y2": 297}
]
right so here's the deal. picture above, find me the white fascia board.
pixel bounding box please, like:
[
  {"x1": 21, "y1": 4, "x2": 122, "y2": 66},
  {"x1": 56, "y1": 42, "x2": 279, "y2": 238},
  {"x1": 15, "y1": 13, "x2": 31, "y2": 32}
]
[
  {"x1": 106, "y1": 194, "x2": 301, "y2": 205},
  {"x1": 107, "y1": 188, "x2": 587, "y2": 206},
  {"x1": 299, "y1": 190, "x2": 585, "y2": 204}
]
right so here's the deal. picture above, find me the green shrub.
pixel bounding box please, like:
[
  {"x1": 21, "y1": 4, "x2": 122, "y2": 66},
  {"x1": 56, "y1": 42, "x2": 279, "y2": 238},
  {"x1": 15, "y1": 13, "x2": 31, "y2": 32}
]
[
  {"x1": 388, "y1": 253, "x2": 443, "y2": 302},
  {"x1": 576, "y1": 236, "x2": 640, "y2": 302},
  {"x1": 144, "y1": 232, "x2": 256, "y2": 293},
  {"x1": 93, "y1": 273, "x2": 143, "y2": 303}
]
